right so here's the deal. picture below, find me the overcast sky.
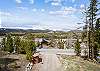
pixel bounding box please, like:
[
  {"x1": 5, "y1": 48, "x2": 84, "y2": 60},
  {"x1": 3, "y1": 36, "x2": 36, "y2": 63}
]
[{"x1": 0, "y1": 0, "x2": 90, "y2": 31}]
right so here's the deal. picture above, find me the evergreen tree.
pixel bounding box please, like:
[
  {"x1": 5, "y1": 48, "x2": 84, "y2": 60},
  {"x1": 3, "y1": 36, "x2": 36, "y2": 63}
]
[
  {"x1": 5, "y1": 34, "x2": 13, "y2": 53},
  {"x1": 1, "y1": 37, "x2": 6, "y2": 50},
  {"x1": 75, "y1": 39, "x2": 81, "y2": 56},
  {"x1": 87, "y1": 0, "x2": 98, "y2": 59},
  {"x1": 14, "y1": 36, "x2": 21, "y2": 53},
  {"x1": 19, "y1": 40, "x2": 27, "y2": 54},
  {"x1": 94, "y1": 18, "x2": 100, "y2": 59},
  {"x1": 25, "y1": 40, "x2": 36, "y2": 61}
]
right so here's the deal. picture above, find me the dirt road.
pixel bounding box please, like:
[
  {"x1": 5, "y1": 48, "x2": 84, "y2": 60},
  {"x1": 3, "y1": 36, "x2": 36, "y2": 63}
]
[{"x1": 32, "y1": 50, "x2": 63, "y2": 71}]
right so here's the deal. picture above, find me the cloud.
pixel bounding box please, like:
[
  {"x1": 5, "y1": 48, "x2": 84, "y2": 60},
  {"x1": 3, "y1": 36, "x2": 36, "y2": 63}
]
[
  {"x1": 63, "y1": 7, "x2": 77, "y2": 14},
  {"x1": 0, "y1": 11, "x2": 43, "y2": 28},
  {"x1": 45, "y1": 0, "x2": 62, "y2": 6},
  {"x1": 15, "y1": 0, "x2": 22, "y2": 3},
  {"x1": 72, "y1": 0, "x2": 75, "y2": 3},
  {"x1": 45, "y1": 0, "x2": 62, "y2": 2},
  {"x1": 41, "y1": 9, "x2": 45, "y2": 12},
  {"x1": 17, "y1": 7, "x2": 28, "y2": 10},
  {"x1": 1, "y1": 13, "x2": 40, "y2": 28},
  {"x1": 45, "y1": 0, "x2": 53, "y2": 3},
  {"x1": 0, "y1": 12, "x2": 12, "y2": 16},
  {"x1": 32, "y1": 8, "x2": 37, "y2": 12},
  {"x1": 49, "y1": 11, "x2": 63, "y2": 15},
  {"x1": 74, "y1": 4, "x2": 77, "y2": 8},
  {"x1": 97, "y1": 15, "x2": 100, "y2": 18},
  {"x1": 49, "y1": 7, "x2": 77, "y2": 16},
  {"x1": 80, "y1": 4, "x2": 85, "y2": 9},
  {"x1": 51, "y1": 2, "x2": 61, "y2": 6},
  {"x1": 29, "y1": 0, "x2": 34, "y2": 4},
  {"x1": 0, "y1": 1, "x2": 83, "y2": 31},
  {"x1": 33, "y1": 14, "x2": 82, "y2": 31},
  {"x1": 0, "y1": 18, "x2": 1, "y2": 28},
  {"x1": 0, "y1": 11, "x2": 13, "y2": 28}
]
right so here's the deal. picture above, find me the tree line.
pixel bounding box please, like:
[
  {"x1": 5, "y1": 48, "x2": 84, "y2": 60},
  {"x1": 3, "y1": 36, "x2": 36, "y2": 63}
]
[
  {"x1": 1, "y1": 33, "x2": 36, "y2": 61},
  {"x1": 75, "y1": 0, "x2": 100, "y2": 60}
]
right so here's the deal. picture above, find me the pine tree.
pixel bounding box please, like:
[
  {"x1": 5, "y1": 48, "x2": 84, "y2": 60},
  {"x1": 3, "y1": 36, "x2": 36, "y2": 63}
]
[
  {"x1": 94, "y1": 18, "x2": 100, "y2": 59},
  {"x1": 87, "y1": 0, "x2": 98, "y2": 59},
  {"x1": 25, "y1": 40, "x2": 36, "y2": 61},
  {"x1": 14, "y1": 36, "x2": 21, "y2": 53},
  {"x1": 75, "y1": 39, "x2": 81, "y2": 56},
  {"x1": 5, "y1": 34, "x2": 13, "y2": 53},
  {"x1": 1, "y1": 37, "x2": 6, "y2": 50}
]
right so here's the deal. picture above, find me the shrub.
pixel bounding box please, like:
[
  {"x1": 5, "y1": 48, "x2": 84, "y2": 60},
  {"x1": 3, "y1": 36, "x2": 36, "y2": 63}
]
[{"x1": 75, "y1": 39, "x2": 81, "y2": 56}]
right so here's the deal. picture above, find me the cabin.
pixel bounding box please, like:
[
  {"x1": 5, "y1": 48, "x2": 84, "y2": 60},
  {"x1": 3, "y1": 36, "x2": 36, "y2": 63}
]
[{"x1": 34, "y1": 38, "x2": 49, "y2": 48}]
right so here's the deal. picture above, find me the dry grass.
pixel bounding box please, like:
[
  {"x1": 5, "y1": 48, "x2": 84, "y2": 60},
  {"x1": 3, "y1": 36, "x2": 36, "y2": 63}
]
[
  {"x1": 0, "y1": 53, "x2": 28, "y2": 71},
  {"x1": 60, "y1": 55, "x2": 100, "y2": 71}
]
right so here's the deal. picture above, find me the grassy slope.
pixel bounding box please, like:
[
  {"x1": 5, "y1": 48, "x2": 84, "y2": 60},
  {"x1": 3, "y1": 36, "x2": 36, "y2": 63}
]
[{"x1": 60, "y1": 55, "x2": 100, "y2": 71}]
